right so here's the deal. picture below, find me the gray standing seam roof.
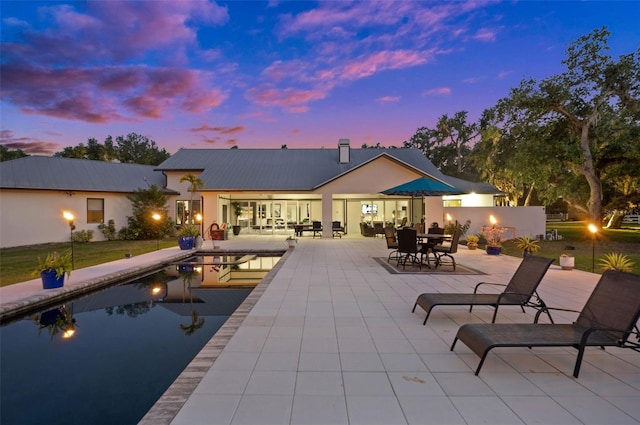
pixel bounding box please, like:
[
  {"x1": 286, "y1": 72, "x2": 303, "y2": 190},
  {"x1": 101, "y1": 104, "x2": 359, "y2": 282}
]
[
  {"x1": 155, "y1": 148, "x2": 453, "y2": 191},
  {"x1": 0, "y1": 156, "x2": 172, "y2": 193}
]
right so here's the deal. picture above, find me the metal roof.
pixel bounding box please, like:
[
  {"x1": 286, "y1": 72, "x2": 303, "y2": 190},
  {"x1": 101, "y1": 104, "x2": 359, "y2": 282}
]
[
  {"x1": 0, "y1": 156, "x2": 173, "y2": 193},
  {"x1": 444, "y1": 176, "x2": 503, "y2": 195},
  {"x1": 156, "y1": 148, "x2": 453, "y2": 191}
]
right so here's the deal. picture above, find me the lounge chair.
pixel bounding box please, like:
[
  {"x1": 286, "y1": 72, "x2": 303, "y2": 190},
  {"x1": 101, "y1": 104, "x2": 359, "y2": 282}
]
[
  {"x1": 451, "y1": 270, "x2": 640, "y2": 377},
  {"x1": 412, "y1": 255, "x2": 554, "y2": 324}
]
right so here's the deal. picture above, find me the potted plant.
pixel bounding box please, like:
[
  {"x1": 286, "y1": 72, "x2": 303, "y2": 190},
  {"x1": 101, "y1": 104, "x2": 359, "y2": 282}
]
[
  {"x1": 177, "y1": 224, "x2": 199, "y2": 250},
  {"x1": 231, "y1": 202, "x2": 243, "y2": 236},
  {"x1": 285, "y1": 235, "x2": 297, "y2": 248},
  {"x1": 514, "y1": 236, "x2": 540, "y2": 257},
  {"x1": 465, "y1": 235, "x2": 479, "y2": 250},
  {"x1": 559, "y1": 253, "x2": 575, "y2": 270},
  {"x1": 481, "y1": 225, "x2": 505, "y2": 255},
  {"x1": 32, "y1": 251, "x2": 72, "y2": 289}
]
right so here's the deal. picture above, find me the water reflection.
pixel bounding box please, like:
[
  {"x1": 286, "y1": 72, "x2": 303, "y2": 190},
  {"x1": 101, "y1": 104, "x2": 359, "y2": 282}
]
[{"x1": 33, "y1": 305, "x2": 77, "y2": 340}]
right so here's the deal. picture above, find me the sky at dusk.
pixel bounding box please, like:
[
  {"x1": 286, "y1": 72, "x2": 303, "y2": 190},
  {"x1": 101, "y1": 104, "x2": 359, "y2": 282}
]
[{"x1": 1, "y1": 1, "x2": 639, "y2": 155}]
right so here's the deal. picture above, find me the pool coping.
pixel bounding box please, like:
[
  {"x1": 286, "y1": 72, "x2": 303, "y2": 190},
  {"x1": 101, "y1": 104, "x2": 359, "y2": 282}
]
[{"x1": 138, "y1": 247, "x2": 293, "y2": 425}]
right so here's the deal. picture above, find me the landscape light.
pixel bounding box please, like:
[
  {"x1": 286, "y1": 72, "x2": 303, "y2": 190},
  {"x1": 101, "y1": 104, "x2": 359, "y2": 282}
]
[
  {"x1": 152, "y1": 213, "x2": 162, "y2": 250},
  {"x1": 588, "y1": 223, "x2": 598, "y2": 273},
  {"x1": 63, "y1": 211, "x2": 76, "y2": 269}
]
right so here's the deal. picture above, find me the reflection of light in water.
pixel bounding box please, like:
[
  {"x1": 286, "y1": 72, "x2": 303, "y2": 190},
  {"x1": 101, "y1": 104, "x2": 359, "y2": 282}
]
[{"x1": 62, "y1": 326, "x2": 75, "y2": 339}]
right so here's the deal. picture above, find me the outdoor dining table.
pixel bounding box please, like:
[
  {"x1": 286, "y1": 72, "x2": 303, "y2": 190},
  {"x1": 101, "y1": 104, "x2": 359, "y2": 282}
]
[
  {"x1": 416, "y1": 233, "x2": 453, "y2": 268},
  {"x1": 416, "y1": 233, "x2": 453, "y2": 243}
]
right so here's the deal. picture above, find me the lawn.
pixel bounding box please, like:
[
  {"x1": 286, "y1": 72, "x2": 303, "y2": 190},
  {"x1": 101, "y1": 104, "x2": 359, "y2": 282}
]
[
  {"x1": 1, "y1": 221, "x2": 639, "y2": 287},
  {"x1": 0, "y1": 239, "x2": 177, "y2": 287},
  {"x1": 499, "y1": 221, "x2": 640, "y2": 274}
]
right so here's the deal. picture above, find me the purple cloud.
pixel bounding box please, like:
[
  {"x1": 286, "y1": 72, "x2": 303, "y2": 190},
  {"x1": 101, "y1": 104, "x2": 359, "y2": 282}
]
[
  {"x1": 1, "y1": 1, "x2": 229, "y2": 123},
  {"x1": 0, "y1": 130, "x2": 60, "y2": 154}
]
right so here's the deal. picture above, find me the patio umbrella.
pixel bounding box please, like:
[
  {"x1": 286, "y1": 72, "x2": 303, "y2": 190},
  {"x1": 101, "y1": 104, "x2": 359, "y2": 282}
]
[{"x1": 381, "y1": 177, "x2": 465, "y2": 197}]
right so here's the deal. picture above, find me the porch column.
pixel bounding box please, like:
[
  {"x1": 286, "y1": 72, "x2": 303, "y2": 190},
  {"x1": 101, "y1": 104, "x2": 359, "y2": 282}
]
[{"x1": 322, "y1": 194, "x2": 333, "y2": 238}]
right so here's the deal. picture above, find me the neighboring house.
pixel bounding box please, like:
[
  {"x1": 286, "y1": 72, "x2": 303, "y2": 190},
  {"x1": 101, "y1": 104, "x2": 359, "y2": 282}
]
[{"x1": 0, "y1": 156, "x2": 175, "y2": 248}]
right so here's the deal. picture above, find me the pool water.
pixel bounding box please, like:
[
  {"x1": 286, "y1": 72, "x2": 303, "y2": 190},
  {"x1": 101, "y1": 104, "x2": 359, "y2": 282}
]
[{"x1": 0, "y1": 254, "x2": 280, "y2": 425}]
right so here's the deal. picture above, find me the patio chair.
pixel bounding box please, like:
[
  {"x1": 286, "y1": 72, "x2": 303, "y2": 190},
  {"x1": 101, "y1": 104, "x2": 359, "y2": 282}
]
[
  {"x1": 384, "y1": 227, "x2": 399, "y2": 262},
  {"x1": 332, "y1": 221, "x2": 344, "y2": 238},
  {"x1": 432, "y1": 229, "x2": 462, "y2": 270},
  {"x1": 451, "y1": 270, "x2": 640, "y2": 377},
  {"x1": 412, "y1": 255, "x2": 554, "y2": 325},
  {"x1": 312, "y1": 221, "x2": 322, "y2": 238},
  {"x1": 396, "y1": 228, "x2": 424, "y2": 270}
]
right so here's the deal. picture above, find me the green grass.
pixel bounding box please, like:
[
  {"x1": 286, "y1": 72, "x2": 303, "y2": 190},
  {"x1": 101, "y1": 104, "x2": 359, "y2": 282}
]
[
  {"x1": 498, "y1": 222, "x2": 640, "y2": 274},
  {"x1": 0, "y1": 239, "x2": 177, "y2": 287}
]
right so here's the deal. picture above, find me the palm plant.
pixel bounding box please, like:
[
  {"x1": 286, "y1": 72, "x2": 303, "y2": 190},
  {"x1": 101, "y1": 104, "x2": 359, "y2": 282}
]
[{"x1": 179, "y1": 173, "x2": 204, "y2": 224}]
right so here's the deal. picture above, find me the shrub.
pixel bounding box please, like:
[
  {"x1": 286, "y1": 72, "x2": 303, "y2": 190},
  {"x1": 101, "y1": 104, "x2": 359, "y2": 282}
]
[
  {"x1": 71, "y1": 229, "x2": 94, "y2": 243},
  {"x1": 98, "y1": 219, "x2": 118, "y2": 240},
  {"x1": 599, "y1": 253, "x2": 635, "y2": 272}
]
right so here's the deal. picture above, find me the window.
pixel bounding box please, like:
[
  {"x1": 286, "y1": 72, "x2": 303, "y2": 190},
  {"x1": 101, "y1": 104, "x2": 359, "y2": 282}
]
[
  {"x1": 176, "y1": 200, "x2": 201, "y2": 225},
  {"x1": 443, "y1": 199, "x2": 461, "y2": 207},
  {"x1": 87, "y1": 198, "x2": 104, "y2": 223}
]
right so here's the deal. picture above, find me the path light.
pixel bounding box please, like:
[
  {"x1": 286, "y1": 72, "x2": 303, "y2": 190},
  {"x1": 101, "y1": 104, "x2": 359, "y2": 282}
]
[
  {"x1": 588, "y1": 223, "x2": 598, "y2": 273},
  {"x1": 446, "y1": 213, "x2": 452, "y2": 225},
  {"x1": 195, "y1": 213, "x2": 203, "y2": 237},
  {"x1": 152, "y1": 212, "x2": 162, "y2": 250},
  {"x1": 489, "y1": 215, "x2": 497, "y2": 226},
  {"x1": 63, "y1": 211, "x2": 76, "y2": 269}
]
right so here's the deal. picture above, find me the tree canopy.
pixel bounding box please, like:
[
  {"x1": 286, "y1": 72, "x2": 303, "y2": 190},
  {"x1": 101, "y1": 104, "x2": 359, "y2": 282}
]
[{"x1": 54, "y1": 133, "x2": 170, "y2": 165}]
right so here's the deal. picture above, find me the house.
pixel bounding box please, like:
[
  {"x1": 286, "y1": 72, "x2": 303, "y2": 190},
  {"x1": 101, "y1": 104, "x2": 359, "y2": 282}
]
[
  {"x1": 0, "y1": 139, "x2": 545, "y2": 247},
  {"x1": 156, "y1": 140, "x2": 543, "y2": 239},
  {"x1": 0, "y1": 156, "x2": 175, "y2": 248}
]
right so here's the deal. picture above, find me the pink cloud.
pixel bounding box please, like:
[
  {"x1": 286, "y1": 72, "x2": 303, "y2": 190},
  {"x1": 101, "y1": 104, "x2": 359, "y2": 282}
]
[
  {"x1": 246, "y1": 85, "x2": 327, "y2": 113},
  {"x1": 423, "y1": 87, "x2": 452, "y2": 96},
  {"x1": 1, "y1": 63, "x2": 224, "y2": 123},
  {"x1": 497, "y1": 70, "x2": 513, "y2": 79},
  {"x1": 341, "y1": 50, "x2": 429, "y2": 80},
  {"x1": 1, "y1": 1, "x2": 229, "y2": 123},
  {"x1": 473, "y1": 27, "x2": 497, "y2": 42},
  {"x1": 377, "y1": 96, "x2": 401, "y2": 103}
]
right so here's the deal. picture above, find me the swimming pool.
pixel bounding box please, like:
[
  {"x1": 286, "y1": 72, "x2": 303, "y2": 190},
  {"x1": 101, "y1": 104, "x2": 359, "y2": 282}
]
[{"x1": 0, "y1": 253, "x2": 282, "y2": 425}]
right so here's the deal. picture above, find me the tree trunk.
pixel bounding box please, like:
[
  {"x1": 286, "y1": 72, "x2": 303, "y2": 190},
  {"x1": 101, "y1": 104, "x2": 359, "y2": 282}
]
[
  {"x1": 577, "y1": 118, "x2": 603, "y2": 223},
  {"x1": 523, "y1": 182, "x2": 535, "y2": 206}
]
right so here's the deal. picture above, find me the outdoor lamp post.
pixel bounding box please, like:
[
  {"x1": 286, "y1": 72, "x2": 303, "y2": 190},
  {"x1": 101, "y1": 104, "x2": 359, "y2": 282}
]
[
  {"x1": 588, "y1": 223, "x2": 598, "y2": 273},
  {"x1": 63, "y1": 211, "x2": 76, "y2": 269},
  {"x1": 152, "y1": 213, "x2": 161, "y2": 250},
  {"x1": 195, "y1": 213, "x2": 203, "y2": 237}
]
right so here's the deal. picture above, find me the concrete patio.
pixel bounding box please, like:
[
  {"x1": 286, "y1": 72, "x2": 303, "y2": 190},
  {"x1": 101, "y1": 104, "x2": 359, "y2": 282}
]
[{"x1": 2, "y1": 236, "x2": 639, "y2": 424}]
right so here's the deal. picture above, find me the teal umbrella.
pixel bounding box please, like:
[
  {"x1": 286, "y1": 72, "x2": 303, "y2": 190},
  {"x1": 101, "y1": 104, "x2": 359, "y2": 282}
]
[{"x1": 381, "y1": 177, "x2": 465, "y2": 197}]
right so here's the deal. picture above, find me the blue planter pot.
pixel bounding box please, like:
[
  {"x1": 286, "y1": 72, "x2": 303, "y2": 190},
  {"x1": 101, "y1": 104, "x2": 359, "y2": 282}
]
[
  {"x1": 486, "y1": 246, "x2": 502, "y2": 255},
  {"x1": 178, "y1": 236, "x2": 195, "y2": 250},
  {"x1": 41, "y1": 270, "x2": 65, "y2": 289}
]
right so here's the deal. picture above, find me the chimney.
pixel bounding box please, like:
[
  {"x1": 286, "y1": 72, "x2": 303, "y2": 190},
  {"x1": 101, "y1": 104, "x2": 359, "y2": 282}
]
[{"x1": 338, "y1": 139, "x2": 350, "y2": 164}]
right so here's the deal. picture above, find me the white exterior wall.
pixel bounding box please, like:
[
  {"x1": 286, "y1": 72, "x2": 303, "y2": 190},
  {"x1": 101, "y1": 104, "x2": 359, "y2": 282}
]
[
  {"x1": 443, "y1": 206, "x2": 546, "y2": 240},
  {"x1": 0, "y1": 189, "x2": 134, "y2": 248}
]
